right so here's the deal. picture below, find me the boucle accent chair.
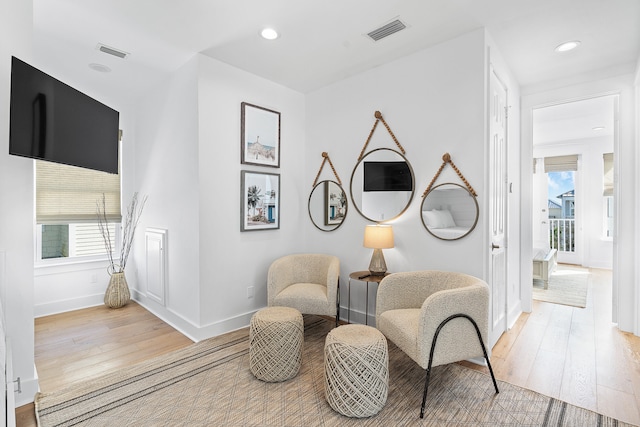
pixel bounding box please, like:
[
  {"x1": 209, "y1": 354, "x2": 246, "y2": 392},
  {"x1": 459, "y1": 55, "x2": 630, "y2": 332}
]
[
  {"x1": 375, "y1": 270, "x2": 499, "y2": 418},
  {"x1": 267, "y1": 254, "x2": 340, "y2": 327}
]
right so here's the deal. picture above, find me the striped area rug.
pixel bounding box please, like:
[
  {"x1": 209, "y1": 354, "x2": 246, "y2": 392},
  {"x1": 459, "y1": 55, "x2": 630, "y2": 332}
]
[
  {"x1": 533, "y1": 264, "x2": 589, "y2": 308},
  {"x1": 35, "y1": 316, "x2": 632, "y2": 426}
]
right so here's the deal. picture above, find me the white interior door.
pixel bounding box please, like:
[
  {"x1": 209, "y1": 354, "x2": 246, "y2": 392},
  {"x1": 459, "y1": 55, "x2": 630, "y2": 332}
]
[{"x1": 488, "y1": 67, "x2": 508, "y2": 347}]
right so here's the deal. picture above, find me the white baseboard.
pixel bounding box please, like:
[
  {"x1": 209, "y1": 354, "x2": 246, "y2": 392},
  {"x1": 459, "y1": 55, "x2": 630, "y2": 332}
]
[
  {"x1": 507, "y1": 301, "x2": 523, "y2": 328},
  {"x1": 34, "y1": 293, "x2": 104, "y2": 318},
  {"x1": 343, "y1": 307, "x2": 375, "y2": 326},
  {"x1": 131, "y1": 289, "x2": 259, "y2": 342}
]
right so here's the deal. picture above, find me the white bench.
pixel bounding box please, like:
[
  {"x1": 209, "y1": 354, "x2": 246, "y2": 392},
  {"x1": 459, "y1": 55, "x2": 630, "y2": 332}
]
[{"x1": 533, "y1": 248, "x2": 557, "y2": 289}]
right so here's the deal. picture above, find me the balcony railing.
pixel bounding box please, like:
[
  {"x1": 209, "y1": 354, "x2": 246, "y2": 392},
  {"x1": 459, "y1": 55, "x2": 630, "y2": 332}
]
[{"x1": 549, "y1": 218, "x2": 575, "y2": 253}]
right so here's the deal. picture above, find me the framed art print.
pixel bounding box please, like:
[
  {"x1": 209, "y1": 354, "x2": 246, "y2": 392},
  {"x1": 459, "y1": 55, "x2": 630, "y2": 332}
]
[
  {"x1": 241, "y1": 102, "x2": 280, "y2": 168},
  {"x1": 241, "y1": 171, "x2": 280, "y2": 231}
]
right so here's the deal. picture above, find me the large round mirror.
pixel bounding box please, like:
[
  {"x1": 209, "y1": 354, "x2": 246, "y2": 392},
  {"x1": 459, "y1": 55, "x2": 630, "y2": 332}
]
[
  {"x1": 308, "y1": 180, "x2": 348, "y2": 231},
  {"x1": 421, "y1": 182, "x2": 479, "y2": 240},
  {"x1": 350, "y1": 148, "x2": 415, "y2": 222}
]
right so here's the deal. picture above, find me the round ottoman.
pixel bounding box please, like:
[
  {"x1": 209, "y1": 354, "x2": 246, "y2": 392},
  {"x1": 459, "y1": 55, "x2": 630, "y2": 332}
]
[
  {"x1": 249, "y1": 306, "x2": 304, "y2": 382},
  {"x1": 324, "y1": 324, "x2": 388, "y2": 418}
]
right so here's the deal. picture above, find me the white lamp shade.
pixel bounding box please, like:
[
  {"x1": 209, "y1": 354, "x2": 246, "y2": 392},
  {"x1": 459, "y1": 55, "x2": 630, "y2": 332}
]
[{"x1": 363, "y1": 225, "x2": 394, "y2": 249}]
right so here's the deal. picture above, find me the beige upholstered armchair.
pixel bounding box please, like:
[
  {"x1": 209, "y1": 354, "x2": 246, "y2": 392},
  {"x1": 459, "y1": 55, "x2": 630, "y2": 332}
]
[
  {"x1": 267, "y1": 254, "x2": 340, "y2": 327},
  {"x1": 376, "y1": 270, "x2": 499, "y2": 418}
]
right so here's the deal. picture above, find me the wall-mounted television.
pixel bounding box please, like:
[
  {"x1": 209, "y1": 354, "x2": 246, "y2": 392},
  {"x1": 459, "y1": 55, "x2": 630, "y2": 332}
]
[
  {"x1": 9, "y1": 56, "x2": 120, "y2": 174},
  {"x1": 363, "y1": 161, "x2": 412, "y2": 192}
]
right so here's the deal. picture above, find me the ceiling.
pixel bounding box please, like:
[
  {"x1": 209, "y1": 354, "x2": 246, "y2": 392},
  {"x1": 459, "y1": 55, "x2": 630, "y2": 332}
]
[
  {"x1": 533, "y1": 95, "x2": 617, "y2": 146},
  {"x1": 30, "y1": 0, "x2": 639, "y2": 137}
]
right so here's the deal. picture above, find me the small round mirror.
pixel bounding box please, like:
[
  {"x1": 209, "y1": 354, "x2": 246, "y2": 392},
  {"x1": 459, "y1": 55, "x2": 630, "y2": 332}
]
[
  {"x1": 350, "y1": 148, "x2": 415, "y2": 222},
  {"x1": 308, "y1": 180, "x2": 348, "y2": 231},
  {"x1": 421, "y1": 182, "x2": 479, "y2": 240}
]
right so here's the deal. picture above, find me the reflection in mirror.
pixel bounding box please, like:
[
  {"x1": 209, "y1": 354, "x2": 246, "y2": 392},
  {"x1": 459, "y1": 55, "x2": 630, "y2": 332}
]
[
  {"x1": 308, "y1": 180, "x2": 348, "y2": 231},
  {"x1": 421, "y1": 182, "x2": 479, "y2": 240},
  {"x1": 350, "y1": 148, "x2": 415, "y2": 222}
]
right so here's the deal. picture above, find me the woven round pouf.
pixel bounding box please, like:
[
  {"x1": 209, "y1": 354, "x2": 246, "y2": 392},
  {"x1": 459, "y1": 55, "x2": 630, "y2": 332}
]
[
  {"x1": 249, "y1": 306, "x2": 304, "y2": 382},
  {"x1": 324, "y1": 324, "x2": 389, "y2": 418}
]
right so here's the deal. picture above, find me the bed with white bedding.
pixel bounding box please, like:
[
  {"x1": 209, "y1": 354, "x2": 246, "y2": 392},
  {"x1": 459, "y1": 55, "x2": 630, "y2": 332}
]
[{"x1": 422, "y1": 209, "x2": 473, "y2": 240}]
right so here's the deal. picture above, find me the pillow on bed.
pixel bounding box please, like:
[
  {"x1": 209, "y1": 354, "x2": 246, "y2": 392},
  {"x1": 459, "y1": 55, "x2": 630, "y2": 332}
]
[
  {"x1": 422, "y1": 210, "x2": 439, "y2": 228},
  {"x1": 423, "y1": 209, "x2": 456, "y2": 228},
  {"x1": 437, "y1": 209, "x2": 456, "y2": 228}
]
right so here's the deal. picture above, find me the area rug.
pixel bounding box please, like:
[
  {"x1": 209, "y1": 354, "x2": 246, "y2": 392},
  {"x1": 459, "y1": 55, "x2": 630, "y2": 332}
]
[
  {"x1": 533, "y1": 264, "x2": 589, "y2": 308},
  {"x1": 35, "y1": 316, "x2": 631, "y2": 427}
]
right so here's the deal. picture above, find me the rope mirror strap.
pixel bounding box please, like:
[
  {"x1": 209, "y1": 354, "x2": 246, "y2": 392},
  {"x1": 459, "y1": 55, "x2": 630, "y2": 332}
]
[
  {"x1": 358, "y1": 111, "x2": 406, "y2": 161},
  {"x1": 312, "y1": 152, "x2": 342, "y2": 187},
  {"x1": 423, "y1": 152, "x2": 478, "y2": 197}
]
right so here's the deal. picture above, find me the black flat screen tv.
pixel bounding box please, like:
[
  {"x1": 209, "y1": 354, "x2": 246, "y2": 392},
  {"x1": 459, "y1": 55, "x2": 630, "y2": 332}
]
[
  {"x1": 363, "y1": 161, "x2": 412, "y2": 192},
  {"x1": 9, "y1": 56, "x2": 120, "y2": 174}
]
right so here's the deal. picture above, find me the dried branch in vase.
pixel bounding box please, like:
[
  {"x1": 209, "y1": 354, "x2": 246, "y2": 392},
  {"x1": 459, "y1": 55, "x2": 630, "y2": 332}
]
[{"x1": 97, "y1": 192, "x2": 148, "y2": 274}]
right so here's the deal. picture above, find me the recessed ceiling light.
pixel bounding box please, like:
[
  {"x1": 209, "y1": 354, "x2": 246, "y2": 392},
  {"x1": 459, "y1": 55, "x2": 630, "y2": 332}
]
[
  {"x1": 88, "y1": 63, "x2": 111, "y2": 73},
  {"x1": 555, "y1": 40, "x2": 581, "y2": 52},
  {"x1": 592, "y1": 126, "x2": 605, "y2": 131},
  {"x1": 261, "y1": 28, "x2": 279, "y2": 40}
]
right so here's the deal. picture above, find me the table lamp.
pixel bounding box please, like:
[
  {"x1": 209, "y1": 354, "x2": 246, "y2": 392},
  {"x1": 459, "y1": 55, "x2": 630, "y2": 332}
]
[{"x1": 363, "y1": 224, "x2": 394, "y2": 276}]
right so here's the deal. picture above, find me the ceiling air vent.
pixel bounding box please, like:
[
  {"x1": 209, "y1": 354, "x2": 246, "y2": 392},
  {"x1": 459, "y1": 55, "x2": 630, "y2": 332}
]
[
  {"x1": 367, "y1": 19, "x2": 407, "y2": 42},
  {"x1": 96, "y1": 43, "x2": 129, "y2": 59}
]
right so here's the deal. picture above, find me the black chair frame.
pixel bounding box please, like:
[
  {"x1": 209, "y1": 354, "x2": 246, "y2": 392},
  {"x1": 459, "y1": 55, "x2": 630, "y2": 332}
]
[
  {"x1": 420, "y1": 313, "x2": 500, "y2": 418},
  {"x1": 335, "y1": 279, "x2": 340, "y2": 327}
]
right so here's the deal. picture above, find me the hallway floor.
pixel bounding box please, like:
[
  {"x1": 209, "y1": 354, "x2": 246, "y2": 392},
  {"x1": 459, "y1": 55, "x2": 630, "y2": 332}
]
[{"x1": 463, "y1": 267, "x2": 640, "y2": 425}]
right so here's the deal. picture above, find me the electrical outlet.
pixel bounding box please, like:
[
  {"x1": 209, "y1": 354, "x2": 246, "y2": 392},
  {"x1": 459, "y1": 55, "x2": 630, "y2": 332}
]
[
  {"x1": 247, "y1": 286, "x2": 254, "y2": 299},
  {"x1": 91, "y1": 274, "x2": 97, "y2": 283}
]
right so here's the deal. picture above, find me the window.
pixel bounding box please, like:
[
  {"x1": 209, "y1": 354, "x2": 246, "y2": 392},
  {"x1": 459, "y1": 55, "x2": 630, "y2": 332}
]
[
  {"x1": 35, "y1": 159, "x2": 121, "y2": 263},
  {"x1": 39, "y1": 223, "x2": 119, "y2": 259}
]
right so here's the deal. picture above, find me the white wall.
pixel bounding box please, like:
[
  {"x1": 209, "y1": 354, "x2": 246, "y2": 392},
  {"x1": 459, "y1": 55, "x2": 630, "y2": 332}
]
[
  {"x1": 129, "y1": 57, "x2": 202, "y2": 339},
  {"x1": 196, "y1": 56, "x2": 307, "y2": 335},
  {"x1": 305, "y1": 29, "x2": 492, "y2": 323},
  {"x1": 0, "y1": 0, "x2": 38, "y2": 408},
  {"x1": 128, "y1": 55, "x2": 307, "y2": 340},
  {"x1": 34, "y1": 262, "x2": 107, "y2": 316}
]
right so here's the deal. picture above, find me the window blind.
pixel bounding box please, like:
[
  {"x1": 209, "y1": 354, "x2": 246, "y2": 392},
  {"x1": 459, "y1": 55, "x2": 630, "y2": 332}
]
[
  {"x1": 544, "y1": 155, "x2": 578, "y2": 173},
  {"x1": 603, "y1": 153, "x2": 613, "y2": 196},
  {"x1": 36, "y1": 160, "x2": 121, "y2": 223}
]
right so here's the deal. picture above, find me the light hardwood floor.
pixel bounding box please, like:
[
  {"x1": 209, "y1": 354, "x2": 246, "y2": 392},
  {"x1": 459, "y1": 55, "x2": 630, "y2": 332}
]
[
  {"x1": 17, "y1": 267, "x2": 640, "y2": 426},
  {"x1": 463, "y1": 266, "x2": 640, "y2": 425},
  {"x1": 16, "y1": 301, "x2": 194, "y2": 427}
]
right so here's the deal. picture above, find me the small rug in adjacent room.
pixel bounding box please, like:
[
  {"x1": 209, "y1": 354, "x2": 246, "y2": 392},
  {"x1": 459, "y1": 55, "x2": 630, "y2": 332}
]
[
  {"x1": 35, "y1": 316, "x2": 632, "y2": 426},
  {"x1": 533, "y1": 264, "x2": 589, "y2": 308}
]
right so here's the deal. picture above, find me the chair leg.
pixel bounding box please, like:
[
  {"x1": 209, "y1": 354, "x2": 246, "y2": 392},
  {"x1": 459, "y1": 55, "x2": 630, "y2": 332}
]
[
  {"x1": 419, "y1": 313, "x2": 499, "y2": 419},
  {"x1": 335, "y1": 278, "x2": 340, "y2": 328},
  {"x1": 420, "y1": 367, "x2": 432, "y2": 418}
]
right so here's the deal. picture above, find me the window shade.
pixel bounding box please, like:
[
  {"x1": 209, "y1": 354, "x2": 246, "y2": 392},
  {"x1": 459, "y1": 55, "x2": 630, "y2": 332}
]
[
  {"x1": 603, "y1": 153, "x2": 613, "y2": 196},
  {"x1": 544, "y1": 155, "x2": 578, "y2": 173},
  {"x1": 36, "y1": 160, "x2": 121, "y2": 223}
]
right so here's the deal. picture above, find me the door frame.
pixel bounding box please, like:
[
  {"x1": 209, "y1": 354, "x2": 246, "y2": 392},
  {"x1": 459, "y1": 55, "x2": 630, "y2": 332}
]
[{"x1": 521, "y1": 91, "x2": 620, "y2": 315}]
